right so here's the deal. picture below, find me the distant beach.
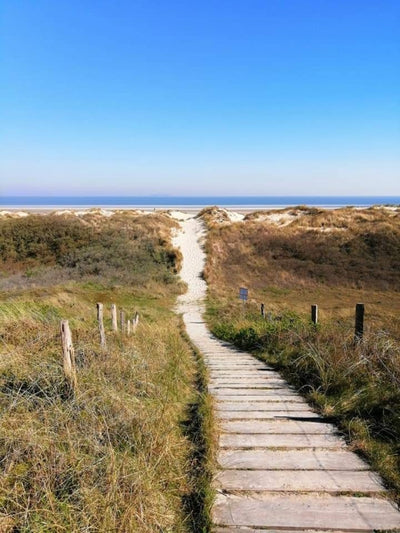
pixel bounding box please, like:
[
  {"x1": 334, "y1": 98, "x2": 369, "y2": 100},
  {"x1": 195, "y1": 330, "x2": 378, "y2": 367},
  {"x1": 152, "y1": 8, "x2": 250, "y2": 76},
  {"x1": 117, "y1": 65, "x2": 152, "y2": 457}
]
[{"x1": 1, "y1": 196, "x2": 399, "y2": 212}]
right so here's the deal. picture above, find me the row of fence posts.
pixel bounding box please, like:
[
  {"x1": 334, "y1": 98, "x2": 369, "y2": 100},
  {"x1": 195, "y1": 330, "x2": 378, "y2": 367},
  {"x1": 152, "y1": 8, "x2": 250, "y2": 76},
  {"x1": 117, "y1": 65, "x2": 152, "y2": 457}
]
[
  {"x1": 61, "y1": 303, "x2": 140, "y2": 391},
  {"x1": 107, "y1": 303, "x2": 139, "y2": 340},
  {"x1": 260, "y1": 302, "x2": 365, "y2": 342}
]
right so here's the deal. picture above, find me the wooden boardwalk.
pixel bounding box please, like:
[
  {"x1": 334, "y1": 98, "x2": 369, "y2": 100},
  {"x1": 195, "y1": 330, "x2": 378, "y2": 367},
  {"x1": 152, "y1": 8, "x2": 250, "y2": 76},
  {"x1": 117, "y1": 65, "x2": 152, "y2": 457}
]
[{"x1": 175, "y1": 218, "x2": 400, "y2": 532}]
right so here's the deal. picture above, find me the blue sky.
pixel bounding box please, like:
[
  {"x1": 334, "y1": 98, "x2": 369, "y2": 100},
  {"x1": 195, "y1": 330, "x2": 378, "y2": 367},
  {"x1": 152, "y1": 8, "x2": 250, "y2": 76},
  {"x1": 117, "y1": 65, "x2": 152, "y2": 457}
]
[{"x1": 1, "y1": 0, "x2": 399, "y2": 196}]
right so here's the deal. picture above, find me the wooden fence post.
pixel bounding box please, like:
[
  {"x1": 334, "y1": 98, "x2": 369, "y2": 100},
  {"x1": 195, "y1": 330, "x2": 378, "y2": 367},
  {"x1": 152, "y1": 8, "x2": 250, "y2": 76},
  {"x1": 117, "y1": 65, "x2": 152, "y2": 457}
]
[
  {"x1": 132, "y1": 312, "x2": 140, "y2": 331},
  {"x1": 260, "y1": 303, "x2": 265, "y2": 318},
  {"x1": 111, "y1": 304, "x2": 118, "y2": 332},
  {"x1": 311, "y1": 304, "x2": 318, "y2": 325},
  {"x1": 355, "y1": 303, "x2": 364, "y2": 341},
  {"x1": 60, "y1": 320, "x2": 77, "y2": 390},
  {"x1": 127, "y1": 319, "x2": 131, "y2": 336},
  {"x1": 97, "y1": 303, "x2": 107, "y2": 348},
  {"x1": 120, "y1": 310, "x2": 125, "y2": 333}
]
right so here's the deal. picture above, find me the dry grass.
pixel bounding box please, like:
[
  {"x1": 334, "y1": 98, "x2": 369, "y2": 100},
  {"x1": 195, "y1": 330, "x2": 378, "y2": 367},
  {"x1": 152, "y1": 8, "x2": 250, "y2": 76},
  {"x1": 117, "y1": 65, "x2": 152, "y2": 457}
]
[
  {"x1": 202, "y1": 206, "x2": 400, "y2": 336},
  {"x1": 0, "y1": 212, "x2": 212, "y2": 532}
]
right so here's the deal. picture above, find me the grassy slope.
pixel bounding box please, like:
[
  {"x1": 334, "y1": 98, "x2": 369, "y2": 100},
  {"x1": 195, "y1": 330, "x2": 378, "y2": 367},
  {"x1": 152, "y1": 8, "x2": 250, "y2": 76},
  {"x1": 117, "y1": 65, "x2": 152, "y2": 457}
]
[
  {"x1": 202, "y1": 206, "x2": 400, "y2": 502},
  {"x1": 0, "y1": 211, "x2": 213, "y2": 532}
]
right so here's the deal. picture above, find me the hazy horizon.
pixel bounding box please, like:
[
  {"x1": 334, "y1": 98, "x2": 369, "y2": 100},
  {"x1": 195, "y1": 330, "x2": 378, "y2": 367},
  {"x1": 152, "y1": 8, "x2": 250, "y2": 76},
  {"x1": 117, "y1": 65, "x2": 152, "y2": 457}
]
[{"x1": 1, "y1": 194, "x2": 400, "y2": 211}]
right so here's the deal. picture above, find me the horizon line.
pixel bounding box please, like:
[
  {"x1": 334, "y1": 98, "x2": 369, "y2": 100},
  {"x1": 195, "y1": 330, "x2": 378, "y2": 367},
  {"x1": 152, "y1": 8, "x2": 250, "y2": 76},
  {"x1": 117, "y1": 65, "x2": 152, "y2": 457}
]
[{"x1": 2, "y1": 195, "x2": 400, "y2": 199}]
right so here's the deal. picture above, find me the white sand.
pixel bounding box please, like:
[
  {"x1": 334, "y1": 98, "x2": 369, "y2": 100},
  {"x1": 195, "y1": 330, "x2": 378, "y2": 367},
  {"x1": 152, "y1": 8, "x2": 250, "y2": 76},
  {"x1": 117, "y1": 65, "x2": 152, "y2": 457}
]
[
  {"x1": 173, "y1": 216, "x2": 207, "y2": 308},
  {"x1": 168, "y1": 210, "x2": 193, "y2": 221},
  {"x1": 226, "y1": 210, "x2": 244, "y2": 222},
  {"x1": 207, "y1": 207, "x2": 244, "y2": 224},
  {"x1": 0, "y1": 210, "x2": 29, "y2": 218},
  {"x1": 249, "y1": 212, "x2": 299, "y2": 226},
  {"x1": 53, "y1": 208, "x2": 116, "y2": 217}
]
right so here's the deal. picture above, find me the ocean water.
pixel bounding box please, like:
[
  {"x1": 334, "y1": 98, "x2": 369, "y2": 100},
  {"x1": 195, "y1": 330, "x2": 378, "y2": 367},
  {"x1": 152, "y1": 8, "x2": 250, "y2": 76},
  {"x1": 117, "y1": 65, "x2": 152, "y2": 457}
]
[{"x1": 1, "y1": 196, "x2": 399, "y2": 209}]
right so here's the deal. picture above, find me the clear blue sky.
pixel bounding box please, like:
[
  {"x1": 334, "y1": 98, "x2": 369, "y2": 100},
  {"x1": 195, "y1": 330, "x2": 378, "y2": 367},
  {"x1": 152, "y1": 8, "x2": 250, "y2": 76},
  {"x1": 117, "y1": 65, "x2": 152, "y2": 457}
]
[{"x1": 1, "y1": 1, "x2": 399, "y2": 196}]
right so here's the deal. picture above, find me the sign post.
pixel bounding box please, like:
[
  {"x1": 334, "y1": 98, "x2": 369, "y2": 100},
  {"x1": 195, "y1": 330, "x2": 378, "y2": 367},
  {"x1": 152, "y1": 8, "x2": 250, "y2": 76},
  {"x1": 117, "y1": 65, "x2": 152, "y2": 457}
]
[{"x1": 239, "y1": 287, "x2": 248, "y2": 307}]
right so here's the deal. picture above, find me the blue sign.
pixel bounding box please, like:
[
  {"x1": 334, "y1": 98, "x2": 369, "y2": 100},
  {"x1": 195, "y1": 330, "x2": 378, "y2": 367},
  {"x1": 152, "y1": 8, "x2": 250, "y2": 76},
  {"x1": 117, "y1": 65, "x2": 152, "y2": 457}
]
[{"x1": 239, "y1": 287, "x2": 248, "y2": 301}]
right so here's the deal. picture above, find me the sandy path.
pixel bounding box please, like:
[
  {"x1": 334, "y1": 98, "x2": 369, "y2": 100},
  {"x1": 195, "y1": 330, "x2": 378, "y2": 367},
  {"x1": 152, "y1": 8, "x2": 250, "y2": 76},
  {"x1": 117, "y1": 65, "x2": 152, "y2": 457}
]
[
  {"x1": 173, "y1": 217, "x2": 400, "y2": 532},
  {"x1": 173, "y1": 217, "x2": 207, "y2": 308}
]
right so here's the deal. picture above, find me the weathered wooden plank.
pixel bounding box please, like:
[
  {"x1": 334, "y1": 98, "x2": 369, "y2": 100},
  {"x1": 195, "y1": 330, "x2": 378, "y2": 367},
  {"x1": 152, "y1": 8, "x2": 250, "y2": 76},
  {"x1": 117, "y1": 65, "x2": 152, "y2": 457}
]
[
  {"x1": 215, "y1": 469, "x2": 384, "y2": 493},
  {"x1": 210, "y1": 383, "x2": 289, "y2": 390},
  {"x1": 220, "y1": 433, "x2": 345, "y2": 449},
  {"x1": 217, "y1": 410, "x2": 321, "y2": 420},
  {"x1": 221, "y1": 420, "x2": 335, "y2": 435},
  {"x1": 213, "y1": 389, "x2": 298, "y2": 397},
  {"x1": 210, "y1": 377, "x2": 287, "y2": 383},
  {"x1": 213, "y1": 494, "x2": 400, "y2": 531},
  {"x1": 216, "y1": 395, "x2": 304, "y2": 402},
  {"x1": 216, "y1": 401, "x2": 309, "y2": 411},
  {"x1": 218, "y1": 449, "x2": 370, "y2": 471}
]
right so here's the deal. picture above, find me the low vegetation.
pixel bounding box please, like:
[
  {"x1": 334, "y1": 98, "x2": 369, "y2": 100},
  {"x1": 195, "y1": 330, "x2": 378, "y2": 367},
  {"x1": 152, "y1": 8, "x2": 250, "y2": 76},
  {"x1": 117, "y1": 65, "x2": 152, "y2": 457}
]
[
  {"x1": 0, "y1": 211, "x2": 213, "y2": 532},
  {"x1": 201, "y1": 206, "x2": 400, "y2": 501},
  {"x1": 0, "y1": 211, "x2": 181, "y2": 290}
]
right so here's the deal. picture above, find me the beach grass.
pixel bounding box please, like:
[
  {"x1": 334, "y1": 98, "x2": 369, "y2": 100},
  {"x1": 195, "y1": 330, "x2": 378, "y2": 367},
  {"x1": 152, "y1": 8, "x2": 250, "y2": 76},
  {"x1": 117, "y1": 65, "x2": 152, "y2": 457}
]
[{"x1": 0, "y1": 211, "x2": 212, "y2": 532}]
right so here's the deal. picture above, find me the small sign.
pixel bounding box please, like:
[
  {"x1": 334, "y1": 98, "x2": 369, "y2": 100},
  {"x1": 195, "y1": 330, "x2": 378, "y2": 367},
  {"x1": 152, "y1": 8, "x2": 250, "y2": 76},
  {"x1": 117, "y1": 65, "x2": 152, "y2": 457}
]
[{"x1": 239, "y1": 287, "x2": 248, "y2": 301}]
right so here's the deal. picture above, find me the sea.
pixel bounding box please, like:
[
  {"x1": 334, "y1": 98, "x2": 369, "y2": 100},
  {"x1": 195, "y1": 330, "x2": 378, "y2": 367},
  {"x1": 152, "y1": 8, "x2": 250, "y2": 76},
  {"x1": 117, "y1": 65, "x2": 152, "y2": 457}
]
[{"x1": 0, "y1": 196, "x2": 399, "y2": 210}]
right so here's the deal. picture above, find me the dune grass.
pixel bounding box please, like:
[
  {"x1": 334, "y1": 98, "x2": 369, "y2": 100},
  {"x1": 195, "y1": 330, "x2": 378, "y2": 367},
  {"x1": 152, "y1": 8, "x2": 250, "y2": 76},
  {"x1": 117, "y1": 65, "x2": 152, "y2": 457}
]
[
  {"x1": 201, "y1": 206, "x2": 400, "y2": 502},
  {"x1": 0, "y1": 210, "x2": 182, "y2": 291},
  {"x1": 0, "y1": 211, "x2": 213, "y2": 532}
]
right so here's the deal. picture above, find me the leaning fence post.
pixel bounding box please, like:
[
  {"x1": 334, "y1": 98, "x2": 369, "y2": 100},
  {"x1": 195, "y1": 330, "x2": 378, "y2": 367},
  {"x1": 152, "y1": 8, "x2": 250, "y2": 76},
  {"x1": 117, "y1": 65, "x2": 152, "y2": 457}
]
[
  {"x1": 60, "y1": 320, "x2": 77, "y2": 390},
  {"x1": 260, "y1": 303, "x2": 265, "y2": 318},
  {"x1": 354, "y1": 303, "x2": 364, "y2": 341},
  {"x1": 111, "y1": 304, "x2": 118, "y2": 332},
  {"x1": 97, "y1": 303, "x2": 107, "y2": 348},
  {"x1": 311, "y1": 304, "x2": 318, "y2": 325},
  {"x1": 120, "y1": 310, "x2": 125, "y2": 333}
]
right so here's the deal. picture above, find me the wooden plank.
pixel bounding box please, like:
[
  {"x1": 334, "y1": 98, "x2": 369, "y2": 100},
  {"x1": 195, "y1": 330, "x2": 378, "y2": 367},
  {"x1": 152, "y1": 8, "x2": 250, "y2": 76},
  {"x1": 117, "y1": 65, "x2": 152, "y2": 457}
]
[
  {"x1": 215, "y1": 469, "x2": 384, "y2": 493},
  {"x1": 213, "y1": 493, "x2": 400, "y2": 531},
  {"x1": 217, "y1": 410, "x2": 321, "y2": 420},
  {"x1": 209, "y1": 371, "x2": 278, "y2": 376},
  {"x1": 220, "y1": 433, "x2": 345, "y2": 449},
  {"x1": 221, "y1": 420, "x2": 335, "y2": 435},
  {"x1": 216, "y1": 401, "x2": 309, "y2": 411},
  {"x1": 211, "y1": 375, "x2": 285, "y2": 382},
  {"x1": 210, "y1": 380, "x2": 287, "y2": 386},
  {"x1": 213, "y1": 389, "x2": 297, "y2": 397},
  {"x1": 217, "y1": 395, "x2": 304, "y2": 402},
  {"x1": 210, "y1": 383, "x2": 289, "y2": 390},
  {"x1": 218, "y1": 449, "x2": 370, "y2": 471}
]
